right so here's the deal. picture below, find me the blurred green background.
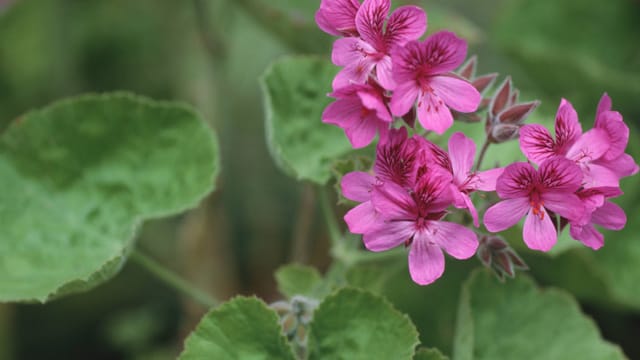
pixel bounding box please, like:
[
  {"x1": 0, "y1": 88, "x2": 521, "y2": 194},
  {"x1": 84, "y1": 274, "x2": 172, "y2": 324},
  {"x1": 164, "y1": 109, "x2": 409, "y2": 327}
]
[{"x1": 0, "y1": 0, "x2": 638, "y2": 359}]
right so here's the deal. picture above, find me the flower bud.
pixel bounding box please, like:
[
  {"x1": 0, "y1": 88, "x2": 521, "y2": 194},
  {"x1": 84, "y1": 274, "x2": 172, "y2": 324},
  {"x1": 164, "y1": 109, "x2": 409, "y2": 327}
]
[{"x1": 477, "y1": 235, "x2": 528, "y2": 281}]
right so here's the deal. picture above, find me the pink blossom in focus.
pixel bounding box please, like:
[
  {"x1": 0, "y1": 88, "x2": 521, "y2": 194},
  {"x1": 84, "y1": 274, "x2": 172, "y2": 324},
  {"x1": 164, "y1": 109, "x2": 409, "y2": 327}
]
[
  {"x1": 322, "y1": 82, "x2": 392, "y2": 148},
  {"x1": 569, "y1": 187, "x2": 626, "y2": 250},
  {"x1": 484, "y1": 157, "x2": 585, "y2": 252},
  {"x1": 373, "y1": 127, "x2": 422, "y2": 188},
  {"x1": 315, "y1": 0, "x2": 361, "y2": 37},
  {"x1": 389, "y1": 31, "x2": 481, "y2": 134},
  {"x1": 331, "y1": 0, "x2": 427, "y2": 90}
]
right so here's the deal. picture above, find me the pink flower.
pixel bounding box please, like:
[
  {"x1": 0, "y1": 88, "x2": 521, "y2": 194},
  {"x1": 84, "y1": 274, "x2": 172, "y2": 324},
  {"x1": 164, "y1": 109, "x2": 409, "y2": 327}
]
[
  {"x1": 331, "y1": 0, "x2": 426, "y2": 90},
  {"x1": 357, "y1": 169, "x2": 477, "y2": 285},
  {"x1": 389, "y1": 31, "x2": 481, "y2": 134},
  {"x1": 373, "y1": 127, "x2": 422, "y2": 188},
  {"x1": 315, "y1": 0, "x2": 361, "y2": 37},
  {"x1": 418, "y1": 133, "x2": 502, "y2": 226},
  {"x1": 484, "y1": 157, "x2": 585, "y2": 251},
  {"x1": 569, "y1": 187, "x2": 626, "y2": 250},
  {"x1": 322, "y1": 82, "x2": 392, "y2": 148}
]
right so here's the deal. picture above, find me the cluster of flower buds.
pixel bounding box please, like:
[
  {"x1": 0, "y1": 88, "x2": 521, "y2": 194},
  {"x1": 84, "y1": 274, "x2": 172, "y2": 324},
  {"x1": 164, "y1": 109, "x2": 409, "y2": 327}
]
[
  {"x1": 271, "y1": 296, "x2": 319, "y2": 358},
  {"x1": 452, "y1": 56, "x2": 498, "y2": 123},
  {"x1": 477, "y1": 235, "x2": 528, "y2": 281},
  {"x1": 316, "y1": 0, "x2": 638, "y2": 285}
]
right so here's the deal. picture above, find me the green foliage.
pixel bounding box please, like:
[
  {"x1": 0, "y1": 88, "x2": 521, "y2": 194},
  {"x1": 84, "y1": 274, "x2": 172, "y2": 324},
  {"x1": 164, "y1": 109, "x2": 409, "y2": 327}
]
[
  {"x1": 414, "y1": 347, "x2": 450, "y2": 360},
  {"x1": 453, "y1": 270, "x2": 626, "y2": 360},
  {"x1": 308, "y1": 288, "x2": 420, "y2": 360},
  {"x1": 275, "y1": 263, "x2": 324, "y2": 298},
  {"x1": 0, "y1": 93, "x2": 218, "y2": 302},
  {"x1": 261, "y1": 56, "x2": 353, "y2": 185},
  {"x1": 179, "y1": 297, "x2": 296, "y2": 360}
]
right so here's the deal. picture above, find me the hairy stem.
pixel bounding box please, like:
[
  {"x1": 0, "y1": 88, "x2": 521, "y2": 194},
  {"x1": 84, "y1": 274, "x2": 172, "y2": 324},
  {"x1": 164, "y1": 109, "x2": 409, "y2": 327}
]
[
  {"x1": 475, "y1": 137, "x2": 491, "y2": 171},
  {"x1": 319, "y1": 186, "x2": 342, "y2": 249},
  {"x1": 130, "y1": 250, "x2": 218, "y2": 309}
]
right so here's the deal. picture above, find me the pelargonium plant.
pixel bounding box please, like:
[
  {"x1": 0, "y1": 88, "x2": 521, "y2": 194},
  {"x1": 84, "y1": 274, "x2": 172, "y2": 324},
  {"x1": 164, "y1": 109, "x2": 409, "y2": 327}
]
[{"x1": 320, "y1": 0, "x2": 638, "y2": 286}]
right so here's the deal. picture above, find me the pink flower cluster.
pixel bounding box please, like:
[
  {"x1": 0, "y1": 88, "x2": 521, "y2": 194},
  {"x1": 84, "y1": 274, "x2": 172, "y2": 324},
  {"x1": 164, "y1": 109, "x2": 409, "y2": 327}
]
[
  {"x1": 485, "y1": 96, "x2": 638, "y2": 251},
  {"x1": 318, "y1": 0, "x2": 481, "y2": 148},
  {"x1": 317, "y1": 0, "x2": 638, "y2": 285}
]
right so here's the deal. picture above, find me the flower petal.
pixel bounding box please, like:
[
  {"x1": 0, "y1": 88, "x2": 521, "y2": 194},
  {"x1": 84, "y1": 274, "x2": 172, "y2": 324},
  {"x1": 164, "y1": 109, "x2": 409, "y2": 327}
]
[
  {"x1": 484, "y1": 197, "x2": 529, "y2": 232},
  {"x1": 519, "y1": 124, "x2": 556, "y2": 165},
  {"x1": 592, "y1": 201, "x2": 626, "y2": 230},
  {"x1": 370, "y1": 181, "x2": 416, "y2": 220},
  {"x1": 566, "y1": 128, "x2": 610, "y2": 165},
  {"x1": 357, "y1": 85, "x2": 392, "y2": 122},
  {"x1": 375, "y1": 55, "x2": 395, "y2": 90},
  {"x1": 416, "y1": 92, "x2": 453, "y2": 135},
  {"x1": 385, "y1": 5, "x2": 427, "y2": 47},
  {"x1": 322, "y1": 97, "x2": 362, "y2": 127},
  {"x1": 538, "y1": 156, "x2": 583, "y2": 193},
  {"x1": 541, "y1": 191, "x2": 584, "y2": 222},
  {"x1": 595, "y1": 92, "x2": 612, "y2": 127},
  {"x1": 473, "y1": 167, "x2": 504, "y2": 191},
  {"x1": 428, "y1": 221, "x2": 478, "y2": 259},
  {"x1": 448, "y1": 132, "x2": 475, "y2": 182},
  {"x1": 430, "y1": 75, "x2": 481, "y2": 113},
  {"x1": 581, "y1": 163, "x2": 620, "y2": 189},
  {"x1": 355, "y1": 0, "x2": 389, "y2": 48},
  {"x1": 421, "y1": 31, "x2": 467, "y2": 74},
  {"x1": 495, "y1": 162, "x2": 536, "y2": 199},
  {"x1": 570, "y1": 223, "x2": 604, "y2": 250},
  {"x1": 316, "y1": 0, "x2": 361, "y2": 36},
  {"x1": 554, "y1": 98, "x2": 582, "y2": 153},
  {"x1": 344, "y1": 201, "x2": 378, "y2": 233},
  {"x1": 408, "y1": 238, "x2": 445, "y2": 285},
  {"x1": 597, "y1": 111, "x2": 629, "y2": 161},
  {"x1": 595, "y1": 154, "x2": 639, "y2": 178},
  {"x1": 390, "y1": 81, "x2": 419, "y2": 117},
  {"x1": 363, "y1": 220, "x2": 415, "y2": 252},
  {"x1": 344, "y1": 113, "x2": 380, "y2": 148},
  {"x1": 341, "y1": 171, "x2": 376, "y2": 202},
  {"x1": 523, "y1": 208, "x2": 557, "y2": 252},
  {"x1": 331, "y1": 37, "x2": 374, "y2": 66}
]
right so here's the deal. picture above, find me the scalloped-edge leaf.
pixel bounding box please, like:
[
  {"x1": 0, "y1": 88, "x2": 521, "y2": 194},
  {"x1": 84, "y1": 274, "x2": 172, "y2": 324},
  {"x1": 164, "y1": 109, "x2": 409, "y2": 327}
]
[
  {"x1": 453, "y1": 270, "x2": 627, "y2": 360},
  {"x1": 414, "y1": 347, "x2": 449, "y2": 360},
  {"x1": 275, "y1": 263, "x2": 323, "y2": 299},
  {"x1": 179, "y1": 296, "x2": 296, "y2": 360},
  {"x1": 308, "y1": 287, "x2": 420, "y2": 360},
  {"x1": 261, "y1": 55, "x2": 353, "y2": 184},
  {"x1": 0, "y1": 92, "x2": 219, "y2": 303}
]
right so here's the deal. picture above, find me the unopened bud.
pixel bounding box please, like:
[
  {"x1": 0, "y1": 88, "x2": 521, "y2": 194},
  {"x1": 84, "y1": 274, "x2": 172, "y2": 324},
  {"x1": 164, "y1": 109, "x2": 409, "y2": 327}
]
[
  {"x1": 489, "y1": 77, "x2": 512, "y2": 117},
  {"x1": 490, "y1": 123, "x2": 520, "y2": 143},
  {"x1": 477, "y1": 235, "x2": 528, "y2": 281},
  {"x1": 497, "y1": 101, "x2": 540, "y2": 124}
]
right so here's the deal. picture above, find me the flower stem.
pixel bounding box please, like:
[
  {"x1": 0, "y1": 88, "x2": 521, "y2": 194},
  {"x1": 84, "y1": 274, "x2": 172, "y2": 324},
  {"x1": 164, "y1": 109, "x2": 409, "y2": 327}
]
[
  {"x1": 319, "y1": 186, "x2": 342, "y2": 248},
  {"x1": 475, "y1": 137, "x2": 491, "y2": 171},
  {"x1": 130, "y1": 250, "x2": 218, "y2": 309}
]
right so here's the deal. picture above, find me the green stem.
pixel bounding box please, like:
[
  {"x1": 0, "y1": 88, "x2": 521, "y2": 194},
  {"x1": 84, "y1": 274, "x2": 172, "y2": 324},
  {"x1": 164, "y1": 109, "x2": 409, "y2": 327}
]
[
  {"x1": 130, "y1": 250, "x2": 218, "y2": 309},
  {"x1": 319, "y1": 186, "x2": 342, "y2": 248},
  {"x1": 475, "y1": 137, "x2": 491, "y2": 171}
]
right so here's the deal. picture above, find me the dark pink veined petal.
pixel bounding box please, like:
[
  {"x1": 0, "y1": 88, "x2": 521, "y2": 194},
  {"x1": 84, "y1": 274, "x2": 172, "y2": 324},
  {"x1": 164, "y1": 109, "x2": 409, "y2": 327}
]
[
  {"x1": 390, "y1": 81, "x2": 420, "y2": 117},
  {"x1": 541, "y1": 191, "x2": 584, "y2": 223},
  {"x1": 345, "y1": 113, "x2": 381, "y2": 148},
  {"x1": 371, "y1": 181, "x2": 416, "y2": 220},
  {"x1": 390, "y1": 40, "x2": 422, "y2": 84},
  {"x1": 592, "y1": 201, "x2": 626, "y2": 230},
  {"x1": 357, "y1": 86, "x2": 392, "y2": 122},
  {"x1": 384, "y1": 5, "x2": 427, "y2": 47},
  {"x1": 363, "y1": 220, "x2": 415, "y2": 252},
  {"x1": 461, "y1": 192, "x2": 480, "y2": 227},
  {"x1": 595, "y1": 92, "x2": 612, "y2": 127},
  {"x1": 322, "y1": 97, "x2": 362, "y2": 127},
  {"x1": 570, "y1": 223, "x2": 604, "y2": 250},
  {"x1": 495, "y1": 162, "x2": 536, "y2": 199},
  {"x1": 344, "y1": 201, "x2": 378, "y2": 234},
  {"x1": 473, "y1": 167, "x2": 504, "y2": 192},
  {"x1": 375, "y1": 55, "x2": 395, "y2": 90},
  {"x1": 316, "y1": 0, "x2": 361, "y2": 36},
  {"x1": 538, "y1": 156, "x2": 583, "y2": 193},
  {"x1": 414, "y1": 169, "x2": 455, "y2": 213},
  {"x1": 519, "y1": 124, "x2": 556, "y2": 165},
  {"x1": 566, "y1": 128, "x2": 610, "y2": 165},
  {"x1": 448, "y1": 132, "x2": 475, "y2": 183},
  {"x1": 597, "y1": 111, "x2": 628, "y2": 160},
  {"x1": 332, "y1": 60, "x2": 376, "y2": 89},
  {"x1": 554, "y1": 98, "x2": 582, "y2": 153},
  {"x1": 408, "y1": 237, "x2": 445, "y2": 285},
  {"x1": 341, "y1": 171, "x2": 376, "y2": 202},
  {"x1": 355, "y1": 0, "x2": 390, "y2": 49},
  {"x1": 595, "y1": 154, "x2": 639, "y2": 178},
  {"x1": 421, "y1": 31, "x2": 468, "y2": 75},
  {"x1": 484, "y1": 198, "x2": 529, "y2": 232},
  {"x1": 430, "y1": 75, "x2": 481, "y2": 113},
  {"x1": 523, "y1": 208, "x2": 557, "y2": 252},
  {"x1": 416, "y1": 92, "x2": 453, "y2": 135},
  {"x1": 427, "y1": 220, "x2": 478, "y2": 259},
  {"x1": 332, "y1": 37, "x2": 374, "y2": 66}
]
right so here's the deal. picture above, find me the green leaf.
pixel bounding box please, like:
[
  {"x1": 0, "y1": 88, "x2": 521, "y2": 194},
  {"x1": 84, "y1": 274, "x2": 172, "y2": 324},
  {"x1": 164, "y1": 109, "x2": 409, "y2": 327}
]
[
  {"x1": 0, "y1": 92, "x2": 219, "y2": 302},
  {"x1": 453, "y1": 270, "x2": 626, "y2": 360},
  {"x1": 275, "y1": 263, "x2": 323, "y2": 299},
  {"x1": 179, "y1": 297, "x2": 295, "y2": 360},
  {"x1": 414, "y1": 348, "x2": 449, "y2": 360},
  {"x1": 261, "y1": 56, "x2": 353, "y2": 185},
  {"x1": 308, "y1": 288, "x2": 419, "y2": 360}
]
